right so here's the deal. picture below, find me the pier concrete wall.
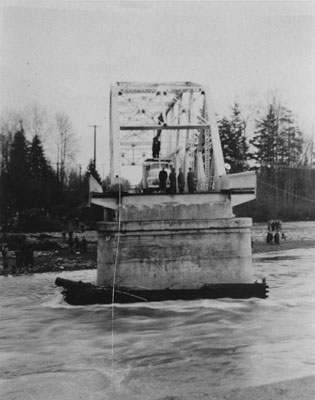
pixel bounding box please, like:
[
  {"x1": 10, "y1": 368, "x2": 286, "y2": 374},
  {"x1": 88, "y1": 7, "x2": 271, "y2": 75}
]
[{"x1": 96, "y1": 195, "x2": 254, "y2": 288}]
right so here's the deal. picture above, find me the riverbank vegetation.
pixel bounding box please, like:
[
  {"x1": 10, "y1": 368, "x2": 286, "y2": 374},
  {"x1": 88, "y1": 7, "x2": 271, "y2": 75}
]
[{"x1": 0, "y1": 231, "x2": 97, "y2": 275}]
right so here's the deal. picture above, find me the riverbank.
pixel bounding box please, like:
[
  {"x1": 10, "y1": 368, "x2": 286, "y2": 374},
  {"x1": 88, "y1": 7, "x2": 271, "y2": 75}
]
[
  {"x1": 0, "y1": 231, "x2": 97, "y2": 275},
  {"x1": 1, "y1": 232, "x2": 315, "y2": 275},
  {"x1": 252, "y1": 239, "x2": 315, "y2": 254},
  {"x1": 1, "y1": 223, "x2": 315, "y2": 275},
  {"x1": 1, "y1": 238, "x2": 314, "y2": 275},
  {"x1": 206, "y1": 375, "x2": 315, "y2": 400}
]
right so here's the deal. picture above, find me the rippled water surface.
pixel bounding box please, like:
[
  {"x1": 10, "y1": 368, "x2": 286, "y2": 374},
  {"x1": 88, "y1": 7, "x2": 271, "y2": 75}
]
[{"x1": 1, "y1": 245, "x2": 315, "y2": 399}]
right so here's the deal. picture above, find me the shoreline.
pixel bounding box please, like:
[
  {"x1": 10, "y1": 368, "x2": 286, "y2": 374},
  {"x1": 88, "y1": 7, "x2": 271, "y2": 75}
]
[
  {"x1": 252, "y1": 238, "x2": 315, "y2": 254},
  {"x1": 201, "y1": 375, "x2": 315, "y2": 400},
  {"x1": 1, "y1": 234, "x2": 315, "y2": 276}
]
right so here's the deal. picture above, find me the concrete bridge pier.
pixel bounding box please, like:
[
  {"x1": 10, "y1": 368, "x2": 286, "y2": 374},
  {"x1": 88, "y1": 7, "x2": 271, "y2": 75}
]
[{"x1": 95, "y1": 193, "x2": 254, "y2": 289}]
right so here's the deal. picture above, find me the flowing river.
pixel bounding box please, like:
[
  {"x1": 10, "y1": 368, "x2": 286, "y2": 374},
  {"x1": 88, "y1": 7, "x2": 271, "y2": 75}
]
[{"x1": 1, "y1": 226, "x2": 315, "y2": 399}]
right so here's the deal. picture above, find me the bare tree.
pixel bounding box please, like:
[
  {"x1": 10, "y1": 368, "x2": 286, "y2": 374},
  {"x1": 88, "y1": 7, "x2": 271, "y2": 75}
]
[
  {"x1": 0, "y1": 110, "x2": 24, "y2": 173},
  {"x1": 54, "y1": 112, "x2": 77, "y2": 189},
  {"x1": 24, "y1": 103, "x2": 50, "y2": 140}
]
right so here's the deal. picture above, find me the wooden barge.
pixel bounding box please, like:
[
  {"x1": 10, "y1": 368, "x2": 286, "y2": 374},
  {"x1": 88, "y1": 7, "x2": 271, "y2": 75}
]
[{"x1": 55, "y1": 277, "x2": 268, "y2": 306}]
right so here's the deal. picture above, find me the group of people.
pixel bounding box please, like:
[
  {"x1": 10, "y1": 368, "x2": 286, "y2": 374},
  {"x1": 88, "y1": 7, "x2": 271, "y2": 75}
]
[
  {"x1": 62, "y1": 228, "x2": 87, "y2": 253},
  {"x1": 266, "y1": 219, "x2": 284, "y2": 244},
  {"x1": 72, "y1": 236, "x2": 88, "y2": 253},
  {"x1": 152, "y1": 114, "x2": 196, "y2": 194},
  {"x1": 158, "y1": 167, "x2": 195, "y2": 194}
]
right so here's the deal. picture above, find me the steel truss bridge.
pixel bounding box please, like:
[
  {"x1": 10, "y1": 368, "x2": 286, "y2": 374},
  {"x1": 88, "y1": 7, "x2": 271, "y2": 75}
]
[{"x1": 109, "y1": 81, "x2": 227, "y2": 189}]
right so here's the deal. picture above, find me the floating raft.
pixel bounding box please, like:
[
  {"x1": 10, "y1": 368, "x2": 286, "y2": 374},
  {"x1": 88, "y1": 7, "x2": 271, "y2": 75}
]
[{"x1": 55, "y1": 277, "x2": 269, "y2": 306}]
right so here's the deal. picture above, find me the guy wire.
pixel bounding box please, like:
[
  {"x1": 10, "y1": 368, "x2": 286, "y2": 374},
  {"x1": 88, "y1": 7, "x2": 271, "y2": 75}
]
[
  {"x1": 111, "y1": 181, "x2": 122, "y2": 390},
  {"x1": 258, "y1": 178, "x2": 315, "y2": 204}
]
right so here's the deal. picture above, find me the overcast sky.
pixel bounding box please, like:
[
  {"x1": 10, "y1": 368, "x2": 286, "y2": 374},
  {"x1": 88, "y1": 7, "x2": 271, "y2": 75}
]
[{"x1": 1, "y1": 0, "x2": 315, "y2": 177}]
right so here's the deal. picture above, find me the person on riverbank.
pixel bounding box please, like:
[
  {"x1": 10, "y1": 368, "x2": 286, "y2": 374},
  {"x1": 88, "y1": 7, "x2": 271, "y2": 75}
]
[
  {"x1": 266, "y1": 219, "x2": 282, "y2": 244},
  {"x1": 1, "y1": 244, "x2": 9, "y2": 273},
  {"x1": 74, "y1": 236, "x2": 80, "y2": 250},
  {"x1": 68, "y1": 235, "x2": 74, "y2": 251},
  {"x1": 266, "y1": 219, "x2": 273, "y2": 244},
  {"x1": 81, "y1": 237, "x2": 88, "y2": 253},
  {"x1": 25, "y1": 245, "x2": 34, "y2": 269},
  {"x1": 68, "y1": 228, "x2": 73, "y2": 240},
  {"x1": 14, "y1": 242, "x2": 24, "y2": 273}
]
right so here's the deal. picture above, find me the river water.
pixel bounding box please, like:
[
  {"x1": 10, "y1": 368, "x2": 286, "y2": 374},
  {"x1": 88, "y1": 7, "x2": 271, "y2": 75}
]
[{"x1": 1, "y1": 226, "x2": 315, "y2": 399}]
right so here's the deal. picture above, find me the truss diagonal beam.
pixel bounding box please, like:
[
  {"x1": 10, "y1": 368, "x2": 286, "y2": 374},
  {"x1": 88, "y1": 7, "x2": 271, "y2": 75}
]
[{"x1": 120, "y1": 124, "x2": 210, "y2": 131}]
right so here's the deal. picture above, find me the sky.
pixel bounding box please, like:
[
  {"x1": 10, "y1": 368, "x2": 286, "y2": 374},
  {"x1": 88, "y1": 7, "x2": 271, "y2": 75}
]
[{"x1": 1, "y1": 0, "x2": 315, "y2": 180}]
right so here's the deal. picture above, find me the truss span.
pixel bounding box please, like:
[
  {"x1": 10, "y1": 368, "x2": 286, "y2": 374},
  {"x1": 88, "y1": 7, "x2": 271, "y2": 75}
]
[{"x1": 109, "y1": 82, "x2": 226, "y2": 187}]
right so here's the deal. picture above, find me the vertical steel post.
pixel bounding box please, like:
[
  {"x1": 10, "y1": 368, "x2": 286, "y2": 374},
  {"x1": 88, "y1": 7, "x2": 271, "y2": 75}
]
[
  {"x1": 110, "y1": 84, "x2": 121, "y2": 182},
  {"x1": 89, "y1": 125, "x2": 100, "y2": 168},
  {"x1": 203, "y1": 86, "x2": 226, "y2": 178}
]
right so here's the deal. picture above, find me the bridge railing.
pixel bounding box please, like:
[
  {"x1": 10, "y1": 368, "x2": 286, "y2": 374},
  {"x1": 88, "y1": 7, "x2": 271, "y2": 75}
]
[{"x1": 102, "y1": 176, "x2": 223, "y2": 195}]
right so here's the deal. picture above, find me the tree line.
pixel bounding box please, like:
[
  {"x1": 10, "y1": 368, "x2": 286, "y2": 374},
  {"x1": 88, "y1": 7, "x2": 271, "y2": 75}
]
[
  {"x1": 218, "y1": 100, "x2": 315, "y2": 221},
  {"x1": 0, "y1": 105, "x2": 102, "y2": 230},
  {"x1": 1, "y1": 99, "x2": 314, "y2": 227}
]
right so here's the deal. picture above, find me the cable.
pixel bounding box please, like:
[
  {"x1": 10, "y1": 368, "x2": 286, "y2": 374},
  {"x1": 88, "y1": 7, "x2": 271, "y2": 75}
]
[
  {"x1": 111, "y1": 181, "x2": 122, "y2": 391},
  {"x1": 257, "y1": 178, "x2": 315, "y2": 204}
]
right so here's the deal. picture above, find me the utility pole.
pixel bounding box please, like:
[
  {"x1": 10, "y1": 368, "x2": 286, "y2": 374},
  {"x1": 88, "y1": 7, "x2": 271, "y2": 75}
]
[
  {"x1": 88, "y1": 125, "x2": 101, "y2": 168},
  {"x1": 131, "y1": 143, "x2": 136, "y2": 165}
]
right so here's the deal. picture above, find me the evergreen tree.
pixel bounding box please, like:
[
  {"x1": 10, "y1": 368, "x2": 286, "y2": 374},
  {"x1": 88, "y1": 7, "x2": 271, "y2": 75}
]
[
  {"x1": 29, "y1": 134, "x2": 50, "y2": 178},
  {"x1": 0, "y1": 131, "x2": 11, "y2": 216},
  {"x1": 277, "y1": 107, "x2": 303, "y2": 167},
  {"x1": 218, "y1": 103, "x2": 248, "y2": 172},
  {"x1": 68, "y1": 168, "x2": 81, "y2": 189},
  {"x1": 250, "y1": 103, "x2": 278, "y2": 168},
  {"x1": 7, "y1": 124, "x2": 31, "y2": 210},
  {"x1": 250, "y1": 101, "x2": 306, "y2": 219},
  {"x1": 86, "y1": 159, "x2": 102, "y2": 184},
  {"x1": 251, "y1": 102, "x2": 303, "y2": 169},
  {"x1": 28, "y1": 134, "x2": 59, "y2": 209}
]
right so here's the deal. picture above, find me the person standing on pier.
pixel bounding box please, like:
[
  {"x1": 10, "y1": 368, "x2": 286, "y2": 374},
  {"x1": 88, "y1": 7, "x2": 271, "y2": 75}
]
[
  {"x1": 187, "y1": 168, "x2": 195, "y2": 193},
  {"x1": 169, "y1": 167, "x2": 177, "y2": 194},
  {"x1": 152, "y1": 113, "x2": 164, "y2": 158},
  {"x1": 152, "y1": 135, "x2": 160, "y2": 158},
  {"x1": 177, "y1": 168, "x2": 185, "y2": 193},
  {"x1": 159, "y1": 167, "x2": 168, "y2": 193}
]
